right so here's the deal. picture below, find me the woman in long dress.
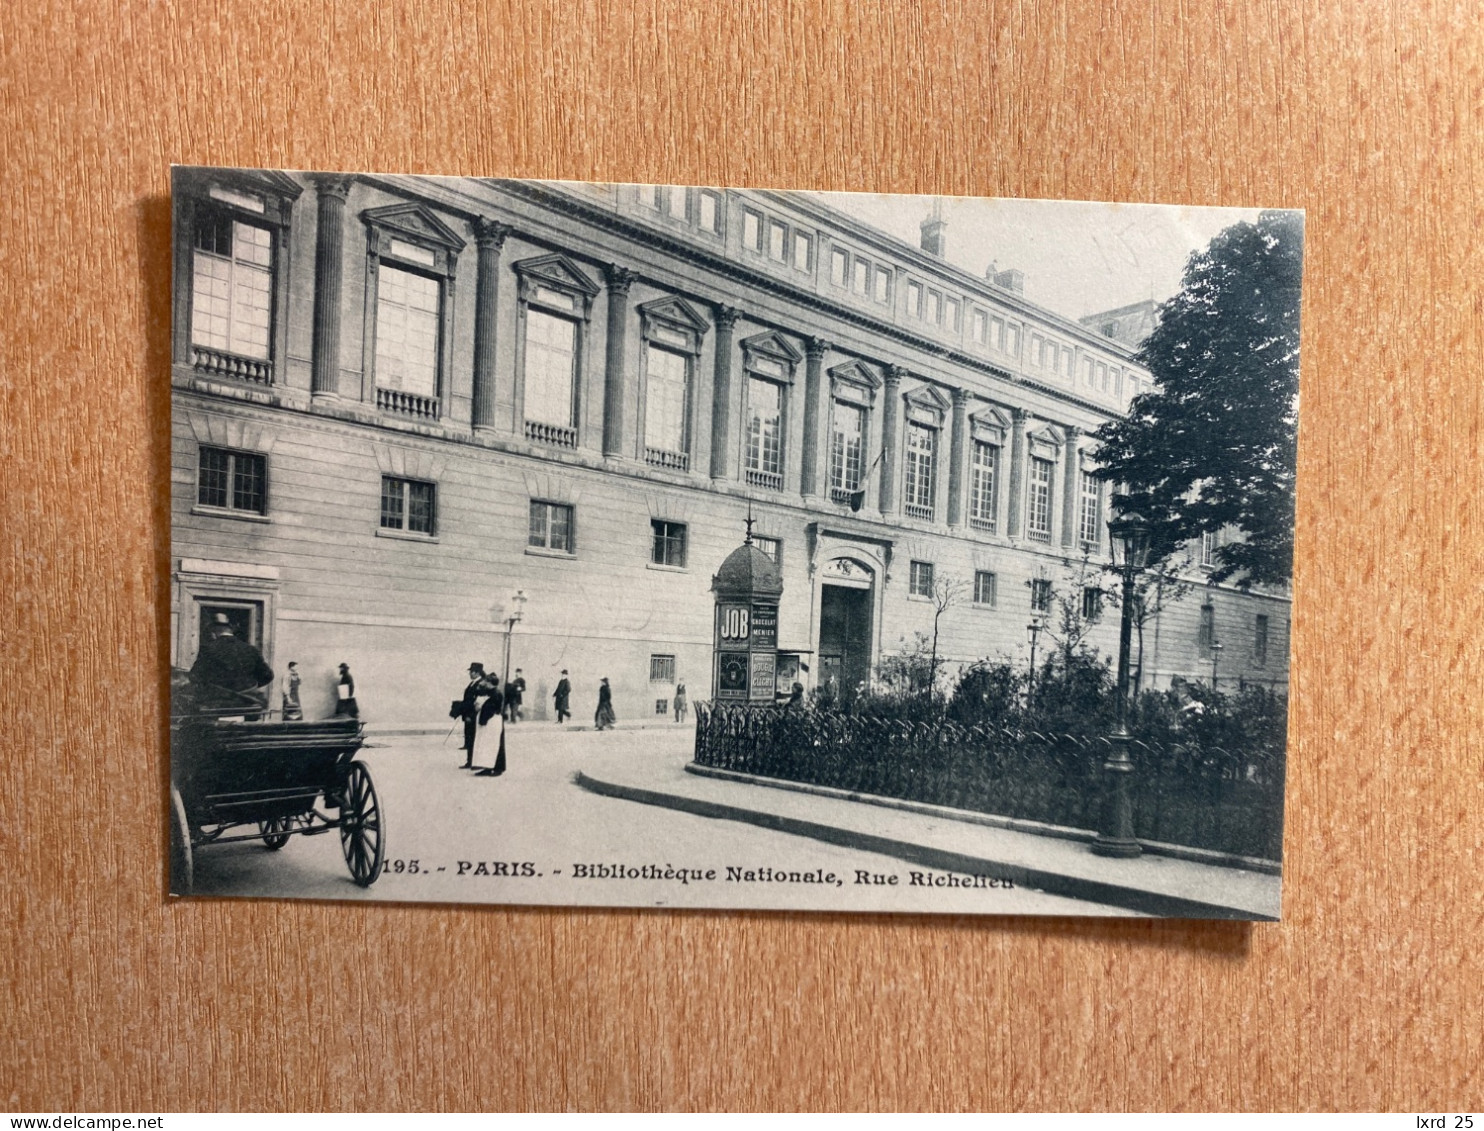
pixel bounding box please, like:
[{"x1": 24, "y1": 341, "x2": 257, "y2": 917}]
[{"x1": 594, "y1": 677, "x2": 616, "y2": 730}]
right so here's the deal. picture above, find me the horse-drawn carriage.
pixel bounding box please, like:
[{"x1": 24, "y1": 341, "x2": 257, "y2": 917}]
[{"x1": 169, "y1": 679, "x2": 385, "y2": 892}]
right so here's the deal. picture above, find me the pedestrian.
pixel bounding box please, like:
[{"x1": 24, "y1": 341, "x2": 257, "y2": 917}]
[
  {"x1": 282, "y1": 661, "x2": 303, "y2": 720},
  {"x1": 334, "y1": 663, "x2": 358, "y2": 718},
  {"x1": 673, "y1": 680, "x2": 688, "y2": 723},
  {"x1": 786, "y1": 681, "x2": 805, "y2": 710},
  {"x1": 505, "y1": 667, "x2": 526, "y2": 723},
  {"x1": 451, "y1": 662, "x2": 503, "y2": 773},
  {"x1": 553, "y1": 669, "x2": 572, "y2": 724},
  {"x1": 190, "y1": 613, "x2": 273, "y2": 718},
  {"x1": 594, "y1": 676, "x2": 616, "y2": 731}
]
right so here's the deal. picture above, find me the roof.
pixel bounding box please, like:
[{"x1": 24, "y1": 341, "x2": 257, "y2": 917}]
[{"x1": 711, "y1": 541, "x2": 784, "y2": 598}]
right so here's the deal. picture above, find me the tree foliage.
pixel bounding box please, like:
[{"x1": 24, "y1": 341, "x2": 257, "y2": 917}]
[{"x1": 1092, "y1": 210, "x2": 1303, "y2": 586}]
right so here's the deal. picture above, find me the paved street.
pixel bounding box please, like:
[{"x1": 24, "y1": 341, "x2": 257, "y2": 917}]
[{"x1": 186, "y1": 721, "x2": 1131, "y2": 916}]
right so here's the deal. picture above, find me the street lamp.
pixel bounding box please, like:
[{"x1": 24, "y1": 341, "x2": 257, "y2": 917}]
[
  {"x1": 1209, "y1": 639, "x2": 1223, "y2": 690},
  {"x1": 1026, "y1": 613, "x2": 1044, "y2": 712},
  {"x1": 1092, "y1": 512, "x2": 1151, "y2": 858},
  {"x1": 502, "y1": 589, "x2": 528, "y2": 690}
]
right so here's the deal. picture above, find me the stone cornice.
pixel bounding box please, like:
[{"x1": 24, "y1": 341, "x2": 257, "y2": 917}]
[{"x1": 481, "y1": 179, "x2": 1135, "y2": 423}]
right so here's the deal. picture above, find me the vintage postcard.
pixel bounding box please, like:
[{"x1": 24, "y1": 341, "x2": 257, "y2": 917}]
[{"x1": 169, "y1": 168, "x2": 1299, "y2": 918}]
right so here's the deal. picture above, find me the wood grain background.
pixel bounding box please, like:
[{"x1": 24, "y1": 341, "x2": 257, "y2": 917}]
[{"x1": 4, "y1": 0, "x2": 1481, "y2": 1112}]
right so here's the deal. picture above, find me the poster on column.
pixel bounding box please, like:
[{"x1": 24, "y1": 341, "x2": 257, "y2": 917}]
[{"x1": 168, "y1": 166, "x2": 1300, "y2": 919}]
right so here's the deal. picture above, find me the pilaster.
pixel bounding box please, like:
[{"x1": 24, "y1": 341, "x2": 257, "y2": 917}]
[
  {"x1": 310, "y1": 175, "x2": 353, "y2": 401},
  {"x1": 800, "y1": 337, "x2": 830, "y2": 499},
  {"x1": 879, "y1": 365, "x2": 903, "y2": 517},
  {"x1": 472, "y1": 219, "x2": 512, "y2": 432},
  {"x1": 1007, "y1": 407, "x2": 1029, "y2": 538},
  {"x1": 946, "y1": 387, "x2": 968, "y2": 527},
  {"x1": 602, "y1": 264, "x2": 637, "y2": 458},
  {"x1": 709, "y1": 305, "x2": 739, "y2": 480}
]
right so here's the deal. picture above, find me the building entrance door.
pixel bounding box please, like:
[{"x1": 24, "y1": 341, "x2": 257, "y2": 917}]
[
  {"x1": 819, "y1": 584, "x2": 872, "y2": 706},
  {"x1": 194, "y1": 600, "x2": 263, "y2": 663}
]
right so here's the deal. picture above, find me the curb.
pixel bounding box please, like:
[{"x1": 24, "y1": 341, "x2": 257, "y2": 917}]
[
  {"x1": 573, "y1": 771, "x2": 1276, "y2": 921},
  {"x1": 685, "y1": 763, "x2": 1283, "y2": 876}
]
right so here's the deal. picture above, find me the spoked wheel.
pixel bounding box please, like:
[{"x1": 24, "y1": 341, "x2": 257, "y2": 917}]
[
  {"x1": 338, "y1": 761, "x2": 384, "y2": 887},
  {"x1": 170, "y1": 787, "x2": 194, "y2": 895},
  {"x1": 259, "y1": 817, "x2": 291, "y2": 850}
]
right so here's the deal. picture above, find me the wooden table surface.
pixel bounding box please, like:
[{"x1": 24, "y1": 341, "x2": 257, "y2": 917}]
[{"x1": 3, "y1": 0, "x2": 1481, "y2": 1112}]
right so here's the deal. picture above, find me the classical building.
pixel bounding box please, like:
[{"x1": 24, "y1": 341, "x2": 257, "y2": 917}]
[{"x1": 169, "y1": 169, "x2": 1290, "y2": 727}]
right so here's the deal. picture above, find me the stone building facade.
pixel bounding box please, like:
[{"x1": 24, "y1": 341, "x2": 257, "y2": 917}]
[{"x1": 170, "y1": 169, "x2": 1290, "y2": 727}]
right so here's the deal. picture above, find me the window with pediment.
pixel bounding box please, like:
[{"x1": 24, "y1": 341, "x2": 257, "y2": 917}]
[
  {"x1": 175, "y1": 168, "x2": 302, "y2": 386},
  {"x1": 513, "y1": 253, "x2": 600, "y2": 449},
  {"x1": 638, "y1": 296, "x2": 709, "y2": 472},
  {"x1": 827, "y1": 361, "x2": 881, "y2": 504},
  {"x1": 361, "y1": 203, "x2": 466, "y2": 422},
  {"x1": 740, "y1": 332, "x2": 801, "y2": 491},
  {"x1": 901, "y1": 385, "x2": 949, "y2": 521},
  {"x1": 968, "y1": 409, "x2": 1009, "y2": 533}
]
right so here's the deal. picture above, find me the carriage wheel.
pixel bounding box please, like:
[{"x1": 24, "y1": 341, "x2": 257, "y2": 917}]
[
  {"x1": 259, "y1": 817, "x2": 291, "y2": 850},
  {"x1": 170, "y1": 787, "x2": 194, "y2": 894},
  {"x1": 339, "y1": 761, "x2": 384, "y2": 887}
]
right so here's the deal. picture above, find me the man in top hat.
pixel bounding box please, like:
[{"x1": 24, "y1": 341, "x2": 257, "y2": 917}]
[
  {"x1": 453, "y1": 662, "x2": 501, "y2": 770},
  {"x1": 553, "y1": 669, "x2": 572, "y2": 724},
  {"x1": 190, "y1": 613, "x2": 273, "y2": 715}
]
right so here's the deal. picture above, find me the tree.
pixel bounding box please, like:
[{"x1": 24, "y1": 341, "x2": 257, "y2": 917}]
[{"x1": 1092, "y1": 210, "x2": 1303, "y2": 586}]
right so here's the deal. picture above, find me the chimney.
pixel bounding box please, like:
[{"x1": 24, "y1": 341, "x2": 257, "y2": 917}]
[
  {"x1": 919, "y1": 200, "x2": 946, "y2": 257},
  {"x1": 988, "y1": 265, "x2": 1025, "y2": 295}
]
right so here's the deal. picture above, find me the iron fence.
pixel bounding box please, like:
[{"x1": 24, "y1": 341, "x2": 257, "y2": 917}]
[{"x1": 693, "y1": 704, "x2": 1284, "y2": 862}]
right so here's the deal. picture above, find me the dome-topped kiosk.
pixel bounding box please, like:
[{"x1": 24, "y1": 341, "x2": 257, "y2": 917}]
[{"x1": 711, "y1": 523, "x2": 783, "y2": 704}]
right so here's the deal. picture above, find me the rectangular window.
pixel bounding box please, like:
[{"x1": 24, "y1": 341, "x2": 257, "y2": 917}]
[
  {"x1": 698, "y1": 192, "x2": 720, "y2": 232},
  {"x1": 1082, "y1": 587, "x2": 1103, "y2": 621},
  {"x1": 649, "y1": 654, "x2": 677, "y2": 682},
  {"x1": 904, "y1": 423, "x2": 937, "y2": 519},
  {"x1": 754, "y1": 536, "x2": 781, "y2": 563},
  {"x1": 768, "y1": 219, "x2": 788, "y2": 261},
  {"x1": 639, "y1": 186, "x2": 661, "y2": 210},
  {"x1": 524, "y1": 308, "x2": 578, "y2": 428},
  {"x1": 907, "y1": 279, "x2": 924, "y2": 317},
  {"x1": 830, "y1": 401, "x2": 866, "y2": 497},
  {"x1": 945, "y1": 296, "x2": 961, "y2": 332},
  {"x1": 197, "y1": 446, "x2": 266, "y2": 515},
  {"x1": 743, "y1": 210, "x2": 763, "y2": 251},
  {"x1": 1027, "y1": 457, "x2": 1053, "y2": 542},
  {"x1": 873, "y1": 265, "x2": 891, "y2": 303},
  {"x1": 1082, "y1": 357, "x2": 1095, "y2": 387},
  {"x1": 1254, "y1": 614, "x2": 1270, "y2": 667},
  {"x1": 1079, "y1": 471, "x2": 1102, "y2": 549},
  {"x1": 746, "y1": 377, "x2": 783, "y2": 484},
  {"x1": 651, "y1": 520, "x2": 687, "y2": 568},
  {"x1": 969, "y1": 440, "x2": 998, "y2": 531},
  {"x1": 1030, "y1": 578, "x2": 1053, "y2": 613},
  {"x1": 830, "y1": 248, "x2": 849, "y2": 287},
  {"x1": 1030, "y1": 334, "x2": 1044, "y2": 365},
  {"x1": 1198, "y1": 604, "x2": 1215, "y2": 648},
  {"x1": 380, "y1": 476, "x2": 436, "y2": 536},
  {"x1": 793, "y1": 231, "x2": 812, "y2": 271},
  {"x1": 655, "y1": 698, "x2": 669, "y2": 716},
  {"x1": 666, "y1": 185, "x2": 687, "y2": 217},
  {"x1": 971, "y1": 309, "x2": 988, "y2": 344},
  {"x1": 1005, "y1": 323, "x2": 1021, "y2": 355},
  {"x1": 990, "y1": 315, "x2": 1005, "y2": 350},
  {"x1": 1097, "y1": 362, "x2": 1109, "y2": 391},
  {"x1": 191, "y1": 213, "x2": 273, "y2": 361},
  {"x1": 1061, "y1": 346, "x2": 1074, "y2": 377},
  {"x1": 974, "y1": 570, "x2": 997, "y2": 607},
  {"x1": 852, "y1": 258, "x2": 869, "y2": 294},
  {"x1": 909, "y1": 560, "x2": 935, "y2": 598},
  {"x1": 925, "y1": 290, "x2": 942, "y2": 324},
  {"x1": 375, "y1": 264, "x2": 441, "y2": 398},
  {"x1": 644, "y1": 344, "x2": 689, "y2": 459},
  {"x1": 1201, "y1": 530, "x2": 1216, "y2": 566},
  {"x1": 528, "y1": 500, "x2": 575, "y2": 553}
]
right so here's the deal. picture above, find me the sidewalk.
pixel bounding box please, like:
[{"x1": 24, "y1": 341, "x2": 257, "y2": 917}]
[{"x1": 575, "y1": 755, "x2": 1282, "y2": 921}]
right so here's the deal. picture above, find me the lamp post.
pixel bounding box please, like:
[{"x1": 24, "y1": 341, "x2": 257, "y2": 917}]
[
  {"x1": 1026, "y1": 613, "x2": 1044, "y2": 713},
  {"x1": 1209, "y1": 639, "x2": 1223, "y2": 690},
  {"x1": 1092, "y1": 512, "x2": 1150, "y2": 858},
  {"x1": 502, "y1": 589, "x2": 527, "y2": 690}
]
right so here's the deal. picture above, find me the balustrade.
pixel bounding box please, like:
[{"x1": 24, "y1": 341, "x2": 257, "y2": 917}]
[
  {"x1": 525, "y1": 420, "x2": 578, "y2": 448},
  {"x1": 644, "y1": 447, "x2": 690, "y2": 472},
  {"x1": 192, "y1": 346, "x2": 273, "y2": 385},
  {"x1": 376, "y1": 387, "x2": 440, "y2": 420},
  {"x1": 745, "y1": 468, "x2": 783, "y2": 491}
]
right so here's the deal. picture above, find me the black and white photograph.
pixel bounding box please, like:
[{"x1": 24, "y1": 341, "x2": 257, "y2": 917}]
[{"x1": 169, "y1": 168, "x2": 1301, "y2": 919}]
